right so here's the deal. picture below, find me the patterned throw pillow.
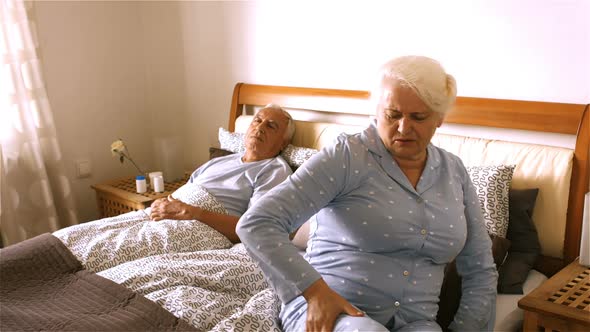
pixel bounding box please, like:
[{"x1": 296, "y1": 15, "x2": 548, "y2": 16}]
[
  {"x1": 280, "y1": 144, "x2": 319, "y2": 169},
  {"x1": 218, "y1": 128, "x2": 246, "y2": 154},
  {"x1": 218, "y1": 127, "x2": 318, "y2": 169},
  {"x1": 466, "y1": 165, "x2": 516, "y2": 238},
  {"x1": 171, "y1": 182, "x2": 228, "y2": 215}
]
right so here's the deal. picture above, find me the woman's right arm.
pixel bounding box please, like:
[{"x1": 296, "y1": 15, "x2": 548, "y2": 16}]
[
  {"x1": 236, "y1": 136, "x2": 354, "y2": 302},
  {"x1": 237, "y1": 138, "x2": 365, "y2": 330}
]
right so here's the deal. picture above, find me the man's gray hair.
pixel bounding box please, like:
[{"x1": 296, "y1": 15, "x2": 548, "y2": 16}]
[
  {"x1": 261, "y1": 103, "x2": 295, "y2": 142},
  {"x1": 372, "y1": 55, "x2": 457, "y2": 114}
]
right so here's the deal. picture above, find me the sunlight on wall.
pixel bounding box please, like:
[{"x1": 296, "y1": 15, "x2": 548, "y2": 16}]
[
  {"x1": 250, "y1": 0, "x2": 589, "y2": 104},
  {"x1": 241, "y1": 0, "x2": 589, "y2": 148}
]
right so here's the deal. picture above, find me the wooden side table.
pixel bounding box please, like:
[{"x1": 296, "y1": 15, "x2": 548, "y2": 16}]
[
  {"x1": 91, "y1": 177, "x2": 187, "y2": 218},
  {"x1": 518, "y1": 259, "x2": 590, "y2": 331}
]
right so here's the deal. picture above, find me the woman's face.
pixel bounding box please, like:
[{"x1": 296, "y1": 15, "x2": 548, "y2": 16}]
[{"x1": 375, "y1": 78, "x2": 444, "y2": 164}]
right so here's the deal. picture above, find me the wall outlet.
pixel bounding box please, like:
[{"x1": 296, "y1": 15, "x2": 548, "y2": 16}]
[{"x1": 75, "y1": 159, "x2": 92, "y2": 178}]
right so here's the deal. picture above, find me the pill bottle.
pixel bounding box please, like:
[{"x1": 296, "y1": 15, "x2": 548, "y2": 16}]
[
  {"x1": 149, "y1": 171, "x2": 163, "y2": 189},
  {"x1": 136, "y1": 175, "x2": 147, "y2": 193},
  {"x1": 153, "y1": 175, "x2": 165, "y2": 193}
]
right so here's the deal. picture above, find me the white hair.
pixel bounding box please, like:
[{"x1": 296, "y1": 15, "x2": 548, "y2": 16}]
[
  {"x1": 372, "y1": 56, "x2": 457, "y2": 114},
  {"x1": 260, "y1": 103, "x2": 295, "y2": 142}
]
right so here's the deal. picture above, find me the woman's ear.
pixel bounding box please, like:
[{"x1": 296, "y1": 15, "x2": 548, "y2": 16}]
[{"x1": 436, "y1": 113, "x2": 445, "y2": 127}]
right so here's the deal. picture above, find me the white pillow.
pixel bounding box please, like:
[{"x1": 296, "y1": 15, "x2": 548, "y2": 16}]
[
  {"x1": 218, "y1": 127, "x2": 318, "y2": 169},
  {"x1": 466, "y1": 165, "x2": 516, "y2": 238}
]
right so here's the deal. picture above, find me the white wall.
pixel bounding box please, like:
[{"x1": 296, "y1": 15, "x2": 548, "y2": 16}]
[
  {"x1": 35, "y1": 1, "x2": 150, "y2": 222},
  {"x1": 177, "y1": 0, "x2": 589, "y2": 167},
  {"x1": 34, "y1": 0, "x2": 589, "y2": 222},
  {"x1": 35, "y1": 1, "x2": 188, "y2": 222},
  {"x1": 139, "y1": 3, "x2": 190, "y2": 183}
]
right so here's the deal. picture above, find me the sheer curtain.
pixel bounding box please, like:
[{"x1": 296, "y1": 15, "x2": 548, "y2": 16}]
[{"x1": 0, "y1": 0, "x2": 77, "y2": 246}]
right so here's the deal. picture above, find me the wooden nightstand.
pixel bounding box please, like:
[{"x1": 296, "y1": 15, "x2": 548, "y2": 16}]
[
  {"x1": 91, "y1": 177, "x2": 187, "y2": 218},
  {"x1": 518, "y1": 259, "x2": 590, "y2": 331}
]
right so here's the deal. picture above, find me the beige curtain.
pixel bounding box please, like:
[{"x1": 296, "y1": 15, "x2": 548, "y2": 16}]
[{"x1": 0, "y1": 0, "x2": 77, "y2": 246}]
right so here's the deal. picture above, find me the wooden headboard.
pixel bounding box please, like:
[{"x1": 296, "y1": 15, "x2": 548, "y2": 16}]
[{"x1": 229, "y1": 82, "x2": 589, "y2": 272}]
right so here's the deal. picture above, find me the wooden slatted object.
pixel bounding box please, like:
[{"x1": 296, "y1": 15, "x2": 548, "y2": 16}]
[
  {"x1": 91, "y1": 177, "x2": 186, "y2": 218},
  {"x1": 519, "y1": 260, "x2": 590, "y2": 331}
]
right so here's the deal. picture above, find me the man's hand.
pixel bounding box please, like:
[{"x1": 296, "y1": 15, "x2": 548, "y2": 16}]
[
  {"x1": 149, "y1": 195, "x2": 202, "y2": 221},
  {"x1": 303, "y1": 279, "x2": 364, "y2": 332}
]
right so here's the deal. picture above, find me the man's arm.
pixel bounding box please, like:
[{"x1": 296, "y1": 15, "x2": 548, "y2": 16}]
[{"x1": 150, "y1": 196, "x2": 240, "y2": 243}]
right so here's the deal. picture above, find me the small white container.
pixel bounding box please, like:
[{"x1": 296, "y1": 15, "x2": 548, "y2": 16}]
[
  {"x1": 149, "y1": 171, "x2": 163, "y2": 190},
  {"x1": 153, "y1": 175, "x2": 165, "y2": 193},
  {"x1": 136, "y1": 175, "x2": 147, "y2": 193}
]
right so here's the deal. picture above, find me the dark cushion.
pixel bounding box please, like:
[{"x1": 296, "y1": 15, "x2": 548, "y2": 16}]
[
  {"x1": 436, "y1": 233, "x2": 511, "y2": 330},
  {"x1": 209, "y1": 147, "x2": 234, "y2": 160},
  {"x1": 490, "y1": 234, "x2": 512, "y2": 267},
  {"x1": 504, "y1": 188, "x2": 540, "y2": 253},
  {"x1": 497, "y1": 252, "x2": 538, "y2": 294},
  {"x1": 497, "y1": 188, "x2": 540, "y2": 294}
]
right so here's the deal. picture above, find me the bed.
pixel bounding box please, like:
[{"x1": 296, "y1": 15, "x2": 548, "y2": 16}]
[{"x1": 1, "y1": 83, "x2": 588, "y2": 331}]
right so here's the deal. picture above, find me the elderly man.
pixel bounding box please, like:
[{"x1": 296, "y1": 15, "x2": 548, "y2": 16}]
[{"x1": 150, "y1": 104, "x2": 295, "y2": 243}]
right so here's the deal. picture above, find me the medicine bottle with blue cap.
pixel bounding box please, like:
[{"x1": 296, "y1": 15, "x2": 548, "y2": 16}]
[{"x1": 136, "y1": 175, "x2": 147, "y2": 193}]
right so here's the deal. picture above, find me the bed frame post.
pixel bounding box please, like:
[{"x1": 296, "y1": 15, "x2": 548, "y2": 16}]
[
  {"x1": 564, "y1": 104, "x2": 590, "y2": 263},
  {"x1": 229, "y1": 83, "x2": 244, "y2": 132}
]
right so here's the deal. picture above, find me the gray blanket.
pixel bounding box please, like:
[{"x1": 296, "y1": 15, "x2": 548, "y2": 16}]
[{"x1": 0, "y1": 233, "x2": 196, "y2": 331}]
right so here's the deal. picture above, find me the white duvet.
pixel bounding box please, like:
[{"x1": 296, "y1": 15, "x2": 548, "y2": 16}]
[{"x1": 53, "y1": 183, "x2": 282, "y2": 331}]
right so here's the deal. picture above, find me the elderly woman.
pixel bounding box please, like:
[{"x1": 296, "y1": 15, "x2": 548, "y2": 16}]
[{"x1": 236, "y1": 56, "x2": 497, "y2": 331}]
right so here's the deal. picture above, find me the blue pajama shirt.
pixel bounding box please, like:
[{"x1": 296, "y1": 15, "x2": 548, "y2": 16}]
[
  {"x1": 237, "y1": 123, "x2": 498, "y2": 331},
  {"x1": 189, "y1": 153, "x2": 292, "y2": 216}
]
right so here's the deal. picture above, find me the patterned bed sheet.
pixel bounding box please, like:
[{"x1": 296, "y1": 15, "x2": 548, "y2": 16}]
[
  {"x1": 53, "y1": 183, "x2": 283, "y2": 331},
  {"x1": 100, "y1": 244, "x2": 282, "y2": 331}
]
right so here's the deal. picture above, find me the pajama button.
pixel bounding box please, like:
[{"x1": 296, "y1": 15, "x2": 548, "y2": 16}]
[
  {"x1": 403, "y1": 270, "x2": 409, "y2": 276},
  {"x1": 394, "y1": 301, "x2": 400, "y2": 307}
]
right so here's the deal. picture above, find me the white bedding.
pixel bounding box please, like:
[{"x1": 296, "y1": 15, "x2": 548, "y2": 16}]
[
  {"x1": 53, "y1": 209, "x2": 232, "y2": 272},
  {"x1": 99, "y1": 243, "x2": 282, "y2": 331},
  {"x1": 54, "y1": 210, "x2": 282, "y2": 331},
  {"x1": 53, "y1": 183, "x2": 283, "y2": 331}
]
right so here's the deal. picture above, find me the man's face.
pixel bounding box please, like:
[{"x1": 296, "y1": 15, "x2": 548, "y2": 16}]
[
  {"x1": 244, "y1": 107, "x2": 290, "y2": 160},
  {"x1": 375, "y1": 78, "x2": 443, "y2": 163}
]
